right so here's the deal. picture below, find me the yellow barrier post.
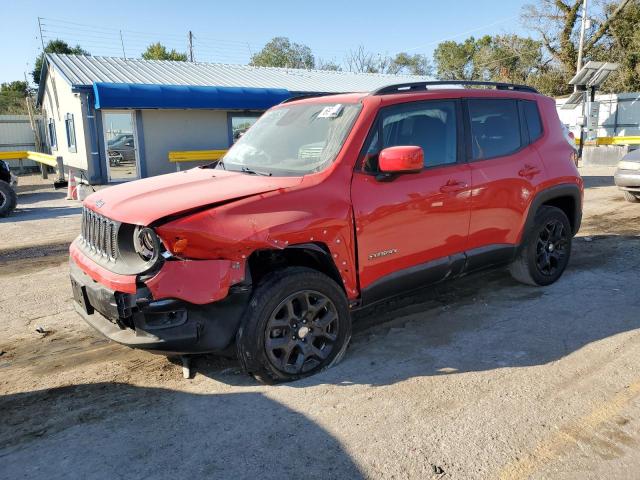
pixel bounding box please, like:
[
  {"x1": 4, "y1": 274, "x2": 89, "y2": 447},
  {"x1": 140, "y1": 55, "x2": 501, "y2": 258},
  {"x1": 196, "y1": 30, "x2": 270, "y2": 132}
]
[
  {"x1": 0, "y1": 151, "x2": 65, "y2": 182},
  {"x1": 168, "y1": 150, "x2": 228, "y2": 172}
]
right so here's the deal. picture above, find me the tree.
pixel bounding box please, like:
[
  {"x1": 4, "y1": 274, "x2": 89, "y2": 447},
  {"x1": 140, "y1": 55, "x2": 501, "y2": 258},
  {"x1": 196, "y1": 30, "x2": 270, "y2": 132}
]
[
  {"x1": 521, "y1": 0, "x2": 635, "y2": 92},
  {"x1": 316, "y1": 59, "x2": 342, "y2": 71},
  {"x1": 32, "y1": 39, "x2": 89, "y2": 84},
  {"x1": 433, "y1": 37, "x2": 485, "y2": 80},
  {"x1": 592, "y1": 0, "x2": 640, "y2": 93},
  {"x1": 0, "y1": 81, "x2": 31, "y2": 114},
  {"x1": 388, "y1": 52, "x2": 432, "y2": 76},
  {"x1": 141, "y1": 42, "x2": 188, "y2": 61},
  {"x1": 345, "y1": 47, "x2": 432, "y2": 75},
  {"x1": 250, "y1": 37, "x2": 315, "y2": 69}
]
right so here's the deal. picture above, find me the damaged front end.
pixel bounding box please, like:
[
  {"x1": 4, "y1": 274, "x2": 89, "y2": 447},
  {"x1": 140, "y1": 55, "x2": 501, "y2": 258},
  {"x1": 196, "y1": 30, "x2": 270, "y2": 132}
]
[{"x1": 69, "y1": 206, "x2": 251, "y2": 355}]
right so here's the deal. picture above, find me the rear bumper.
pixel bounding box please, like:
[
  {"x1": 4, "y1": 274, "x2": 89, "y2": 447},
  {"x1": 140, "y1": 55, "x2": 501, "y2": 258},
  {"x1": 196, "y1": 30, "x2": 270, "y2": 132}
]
[
  {"x1": 70, "y1": 257, "x2": 249, "y2": 355},
  {"x1": 614, "y1": 169, "x2": 640, "y2": 191}
]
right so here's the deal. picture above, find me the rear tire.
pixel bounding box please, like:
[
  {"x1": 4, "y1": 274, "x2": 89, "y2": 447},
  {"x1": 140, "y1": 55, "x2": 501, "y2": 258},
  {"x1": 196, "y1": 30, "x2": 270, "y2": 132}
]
[
  {"x1": 236, "y1": 267, "x2": 351, "y2": 384},
  {"x1": 510, "y1": 206, "x2": 572, "y2": 286},
  {"x1": 0, "y1": 180, "x2": 17, "y2": 217},
  {"x1": 623, "y1": 191, "x2": 640, "y2": 203}
]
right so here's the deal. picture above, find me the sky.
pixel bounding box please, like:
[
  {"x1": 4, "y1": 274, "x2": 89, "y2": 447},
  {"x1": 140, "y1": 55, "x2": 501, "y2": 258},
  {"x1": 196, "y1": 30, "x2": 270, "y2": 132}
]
[{"x1": 0, "y1": 0, "x2": 532, "y2": 84}]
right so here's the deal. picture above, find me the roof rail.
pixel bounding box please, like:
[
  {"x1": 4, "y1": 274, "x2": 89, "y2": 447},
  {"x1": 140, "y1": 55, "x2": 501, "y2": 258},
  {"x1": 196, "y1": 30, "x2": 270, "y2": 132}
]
[
  {"x1": 371, "y1": 81, "x2": 539, "y2": 95},
  {"x1": 280, "y1": 92, "x2": 336, "y2": 104}
]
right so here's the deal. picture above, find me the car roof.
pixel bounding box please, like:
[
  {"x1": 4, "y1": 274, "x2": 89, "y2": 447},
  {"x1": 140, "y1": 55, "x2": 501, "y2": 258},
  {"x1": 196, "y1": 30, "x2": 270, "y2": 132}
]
[{"x1": 281, "y1": 87, "x2": 542, "y2": 108}]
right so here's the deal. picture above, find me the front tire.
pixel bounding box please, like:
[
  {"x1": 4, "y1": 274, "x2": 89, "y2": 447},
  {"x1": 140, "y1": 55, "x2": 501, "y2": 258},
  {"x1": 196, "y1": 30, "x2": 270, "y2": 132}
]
[
  {"x1": 623, "y1": 191, "x2": 640, "y2": 203},
  {"x1": 0, "y1": 180, "x2": 17, "y2": 217},
  {"x1": 236, "y1": 267, "x2": 351, "y2": 384},
  {"x1": 510, "y1": 206, "x2": 572, "y2": 286}
]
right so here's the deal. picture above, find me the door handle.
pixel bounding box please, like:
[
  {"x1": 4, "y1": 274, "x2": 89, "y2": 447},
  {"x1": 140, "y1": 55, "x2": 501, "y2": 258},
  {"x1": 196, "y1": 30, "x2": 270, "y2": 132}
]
[
  {"x1": 518, "y1": 164, "x2": 541, "y2": 179},
  {"x1": 439, "y1": 180, "x2": 468, "y2": 193}
]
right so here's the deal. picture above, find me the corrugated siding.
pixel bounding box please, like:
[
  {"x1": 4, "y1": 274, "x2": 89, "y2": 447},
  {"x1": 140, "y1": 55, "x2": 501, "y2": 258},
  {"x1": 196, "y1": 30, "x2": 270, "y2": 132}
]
[{"x1": 47, "y1": 54, "x2": 431, "y2": 93}]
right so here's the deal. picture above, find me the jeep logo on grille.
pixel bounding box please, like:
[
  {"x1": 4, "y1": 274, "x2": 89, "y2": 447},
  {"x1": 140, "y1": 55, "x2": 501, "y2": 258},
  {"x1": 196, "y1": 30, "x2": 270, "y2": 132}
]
[{"x1": 95, "y1": 199, "x2": 105, "y2": 208}]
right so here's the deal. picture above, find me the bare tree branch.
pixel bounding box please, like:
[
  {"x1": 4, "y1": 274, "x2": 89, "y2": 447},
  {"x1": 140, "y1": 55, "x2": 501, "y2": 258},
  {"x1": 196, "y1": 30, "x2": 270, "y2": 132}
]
[{"x1": 584, "y1": 0, "x2": 634, "y2": 52}]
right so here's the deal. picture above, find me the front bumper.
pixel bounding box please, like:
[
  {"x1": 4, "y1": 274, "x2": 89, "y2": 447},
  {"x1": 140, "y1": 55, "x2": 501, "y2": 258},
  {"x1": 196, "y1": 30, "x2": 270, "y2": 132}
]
[
  {"x1": 70, "y1": 258, "x2": 250, "y2": 355},
  {"x1": 614, "y1": 169, "x2": 640, "y2": 192},
  {"x1": 9, "y1": 172, "x2": 17, "y2": 188}
]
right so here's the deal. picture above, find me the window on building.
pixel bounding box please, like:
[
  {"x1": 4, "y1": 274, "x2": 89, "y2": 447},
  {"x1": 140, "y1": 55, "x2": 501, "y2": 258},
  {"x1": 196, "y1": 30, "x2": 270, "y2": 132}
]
[
  {"x1": 229, "y1": 114, "x2": 260, "y2": 144},
  {"x1": 363, "y1": 101, "x2": 458, "y2": 172},
  {"x1": 47, "y1": 118, "x2": 57, "y2": 150},
  {"x1": 521, "y1": 100, "x2": 543, "y2": 143},
  {"x1": 65, "y1": 113, "x2": 77, "y2": 152},
  {"x1": 468, "y1": 99, "x2": 522, "y2": 160}
]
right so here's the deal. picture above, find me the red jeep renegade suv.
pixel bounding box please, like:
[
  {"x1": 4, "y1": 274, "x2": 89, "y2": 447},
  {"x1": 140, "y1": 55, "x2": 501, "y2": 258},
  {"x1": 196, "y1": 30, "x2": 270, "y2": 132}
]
[{"x1": 70, "y1": 81, "x2": 583, "y2": 383}]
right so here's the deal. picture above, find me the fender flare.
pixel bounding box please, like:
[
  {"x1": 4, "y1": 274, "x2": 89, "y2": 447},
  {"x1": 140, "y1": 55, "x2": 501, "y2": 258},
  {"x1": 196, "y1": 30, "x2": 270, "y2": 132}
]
[
  {"x1": 522, "y1": 183, "x2": 582, "y2": 240},
  {"x1": 285, "y1": 242, "x2": 344, "y2": 289}
]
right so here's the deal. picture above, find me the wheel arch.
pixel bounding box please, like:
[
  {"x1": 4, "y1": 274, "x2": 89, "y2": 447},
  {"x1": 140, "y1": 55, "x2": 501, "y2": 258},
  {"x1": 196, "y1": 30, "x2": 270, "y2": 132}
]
[
  {"x1": 523, "y1": 184, "x2": 582, "y2": 239},
  {"x1": 246, "y1": 243, "x2": 345, "y2": 292}
]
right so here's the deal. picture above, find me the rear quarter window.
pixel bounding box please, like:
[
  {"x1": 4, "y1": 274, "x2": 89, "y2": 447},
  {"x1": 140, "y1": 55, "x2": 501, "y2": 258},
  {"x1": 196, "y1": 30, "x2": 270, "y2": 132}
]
[{"x1": 521, "y1": 100, "x2": 543, "y2": 142}]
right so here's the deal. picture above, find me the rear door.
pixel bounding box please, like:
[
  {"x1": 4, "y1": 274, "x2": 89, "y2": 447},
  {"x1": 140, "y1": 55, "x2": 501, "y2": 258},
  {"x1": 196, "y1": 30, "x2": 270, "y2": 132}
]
[
  {"x1": 351, "y1": 100, "x2": 472, "y2": 303},
  {"x1": 465, "y1": 98, "x2": 546, "y2": 266}
]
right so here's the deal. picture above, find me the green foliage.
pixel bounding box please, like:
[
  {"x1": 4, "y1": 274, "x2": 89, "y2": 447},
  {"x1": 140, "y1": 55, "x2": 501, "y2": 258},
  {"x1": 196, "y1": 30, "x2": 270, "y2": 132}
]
[
  {"x1": 33, "y1": 39, "x2": 89, "y2": 85},
  {"x1": 0, "y1": 81, "x2": 33, "y2": 114},
  {"x1": 141, "y1": 42, "x2": 188, "y2": 61},
  {"x1": 316, "y1": 59, "x2": 342, "y2": 71},
  {"x1": 250, "y1": 37, "x2": 315, "y2": 69},
  {"x1": 433, "y1": 35, "x2": 543, "y2": 84},
  {"x1": 388, "y1": 52, "x2": 432, "y2": 76},
  {"x1": 520, "y1": 0, "x2": 638, "y2": 95}
]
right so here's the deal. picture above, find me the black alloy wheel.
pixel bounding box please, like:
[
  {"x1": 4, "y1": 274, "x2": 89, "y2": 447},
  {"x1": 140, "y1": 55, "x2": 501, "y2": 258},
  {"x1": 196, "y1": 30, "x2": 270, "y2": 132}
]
[
  {"x1": 535, "y1": 219, "x2": 568, "y2": 277},
  {"x1": 264, "y1": 290, "x2": 340, "y2": 375},
  {"x1": 509, "y1": 205, "x2": 572, "y2": 286},
  {"x1": 236, "y1": 267, "x2": 351, "y2": 384}
]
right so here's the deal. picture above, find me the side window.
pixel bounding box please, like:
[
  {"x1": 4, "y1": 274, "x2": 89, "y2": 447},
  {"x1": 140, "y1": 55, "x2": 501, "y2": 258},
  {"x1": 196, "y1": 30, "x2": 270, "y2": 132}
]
[
  {"x1": 363, "y1": 101, "x2": 457, "y2": 172},
  {"x1": 521, "y1": 100, "x2": 543, "y2": 143},
  {"x1": 468, "y1": 99, "x2": 522, "y2": 160},
  {"x1": 65, "y1": 113, "x2": 77, "y2": 152},
  {"x1": 47, "y1": 118, "x2": 57, "y2": 150}
]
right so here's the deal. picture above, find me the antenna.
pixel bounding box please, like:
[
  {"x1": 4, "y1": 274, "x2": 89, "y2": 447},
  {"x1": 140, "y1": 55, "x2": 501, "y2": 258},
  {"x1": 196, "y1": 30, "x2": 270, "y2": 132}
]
[{"x1": 188, "y1": 31, "x2": 194, "y2": 62}]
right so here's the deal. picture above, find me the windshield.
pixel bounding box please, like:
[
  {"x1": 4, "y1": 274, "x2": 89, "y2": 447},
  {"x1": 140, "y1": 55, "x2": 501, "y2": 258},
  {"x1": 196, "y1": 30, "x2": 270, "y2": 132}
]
[{"x1": 217, "y1": 102, "x2": 362, "y2": 176}]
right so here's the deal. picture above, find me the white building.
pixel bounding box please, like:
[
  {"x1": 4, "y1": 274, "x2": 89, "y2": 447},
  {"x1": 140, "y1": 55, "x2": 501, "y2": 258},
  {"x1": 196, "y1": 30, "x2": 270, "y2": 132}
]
[{"x1": 37, "y1": 54, "x2": 430, "y2": 184}]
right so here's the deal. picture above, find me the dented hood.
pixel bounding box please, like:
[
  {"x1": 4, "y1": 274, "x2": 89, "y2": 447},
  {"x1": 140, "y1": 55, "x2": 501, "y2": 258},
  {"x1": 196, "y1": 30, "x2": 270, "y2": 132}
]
[{"x1": 84, "y1": 167, "x2": 303, "y2": 225}]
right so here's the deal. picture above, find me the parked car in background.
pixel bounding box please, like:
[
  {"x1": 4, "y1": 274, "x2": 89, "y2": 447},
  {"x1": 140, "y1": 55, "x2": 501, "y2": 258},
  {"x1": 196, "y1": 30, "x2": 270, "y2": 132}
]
[
  {"x1": 614, "y1": 148, "x2": 640, "y2": 203},
  {"x1": 107, "y1": 134, "x2": 135, "y2": 166},
  {"x1": 0, "y1": 160, "x2": 18, "y2": 217},
  {"x1": 70, "y1": 81, "x2": 583, "y2": 383}
]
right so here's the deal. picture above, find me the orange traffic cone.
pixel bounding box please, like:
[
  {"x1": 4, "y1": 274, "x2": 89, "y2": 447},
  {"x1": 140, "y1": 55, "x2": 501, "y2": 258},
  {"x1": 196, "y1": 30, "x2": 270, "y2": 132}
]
[{"x1": 66, "y1": 169, "x2": 78, "y2": 200}]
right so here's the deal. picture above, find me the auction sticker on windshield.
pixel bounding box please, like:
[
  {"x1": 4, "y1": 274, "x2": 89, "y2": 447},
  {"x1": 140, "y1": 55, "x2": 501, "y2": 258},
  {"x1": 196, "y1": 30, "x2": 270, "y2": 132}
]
[{"x1": 318, "y1": 104, "x2": 344, "y2": 118}]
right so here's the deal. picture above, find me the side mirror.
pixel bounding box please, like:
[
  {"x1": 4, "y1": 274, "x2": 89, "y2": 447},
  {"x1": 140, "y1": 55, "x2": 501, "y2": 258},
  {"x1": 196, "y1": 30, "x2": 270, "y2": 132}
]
[{"x1": 378, "y1": 146, "x2": 424, "y2": 176}]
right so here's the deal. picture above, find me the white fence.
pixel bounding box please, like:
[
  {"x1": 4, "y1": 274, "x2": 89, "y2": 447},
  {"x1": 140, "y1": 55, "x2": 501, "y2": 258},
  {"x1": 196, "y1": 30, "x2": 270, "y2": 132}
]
[
  {"x1": 0, "y1": 115, "x2": 45, "y2": 170},
  {"x1": 556, "y1": 92, "x2": 640, "y2": 138}
]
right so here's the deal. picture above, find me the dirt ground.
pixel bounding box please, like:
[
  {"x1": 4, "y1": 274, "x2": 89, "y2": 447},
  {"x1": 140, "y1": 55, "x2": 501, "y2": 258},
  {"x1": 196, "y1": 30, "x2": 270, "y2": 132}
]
[{"x1": 1, "y1": 167, "x2": 639, "y2": 480}]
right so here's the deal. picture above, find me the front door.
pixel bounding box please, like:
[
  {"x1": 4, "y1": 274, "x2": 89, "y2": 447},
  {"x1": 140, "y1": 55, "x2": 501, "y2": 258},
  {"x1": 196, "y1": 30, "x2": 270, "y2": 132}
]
[
  {"x1": 103, "y1": 111, "x2": 140, "y2": 182},
  {"x1": 351, "y1": 100, "x2": 471, "y2": 303}
]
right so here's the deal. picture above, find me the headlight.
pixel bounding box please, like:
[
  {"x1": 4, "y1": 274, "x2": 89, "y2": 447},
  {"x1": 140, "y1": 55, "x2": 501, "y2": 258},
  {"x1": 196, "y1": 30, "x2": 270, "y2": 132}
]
[{"x1": 133, "y1": 226, "x2": 161, "y2": 263}]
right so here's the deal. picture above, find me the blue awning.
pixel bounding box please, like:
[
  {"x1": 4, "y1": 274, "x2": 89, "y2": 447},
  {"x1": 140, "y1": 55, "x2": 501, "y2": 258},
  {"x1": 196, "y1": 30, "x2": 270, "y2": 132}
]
[{"x1": 93, "y1": 82, "x2": 291, "y2": 110}]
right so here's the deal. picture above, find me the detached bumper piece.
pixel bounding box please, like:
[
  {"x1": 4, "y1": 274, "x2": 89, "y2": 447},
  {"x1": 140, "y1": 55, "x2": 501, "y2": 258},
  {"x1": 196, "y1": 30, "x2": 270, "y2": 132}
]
[{"x1": 69, "y1": 259, "x2": 249, "y2": 355}]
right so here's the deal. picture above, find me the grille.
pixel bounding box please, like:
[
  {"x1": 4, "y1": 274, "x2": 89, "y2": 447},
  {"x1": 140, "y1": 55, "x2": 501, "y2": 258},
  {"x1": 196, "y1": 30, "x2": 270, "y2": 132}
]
[{"x1": 81, "y1": 207, "x2": 119, "y2": 260}]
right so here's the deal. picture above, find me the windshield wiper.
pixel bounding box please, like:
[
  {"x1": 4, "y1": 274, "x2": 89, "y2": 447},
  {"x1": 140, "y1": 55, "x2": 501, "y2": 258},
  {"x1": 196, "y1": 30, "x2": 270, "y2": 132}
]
[{"x1": 240, "y1": 166, "x2": 272, "y2": 176}]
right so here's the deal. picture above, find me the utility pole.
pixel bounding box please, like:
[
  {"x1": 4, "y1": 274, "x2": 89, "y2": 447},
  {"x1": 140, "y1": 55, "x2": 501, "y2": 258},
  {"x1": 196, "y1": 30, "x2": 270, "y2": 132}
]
[
  {"x1": 120, "y1": 30, "x2": 127, "y2": 59},
  {"x1": 188, "y1": 31, "x2": 194, "y2": 62},
  {"x1": 37, "y1": 17, "x2": 45, "y2": 51},
  {"x1": 576, "y1": 0, "x2": 588, "y2": 74}
]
